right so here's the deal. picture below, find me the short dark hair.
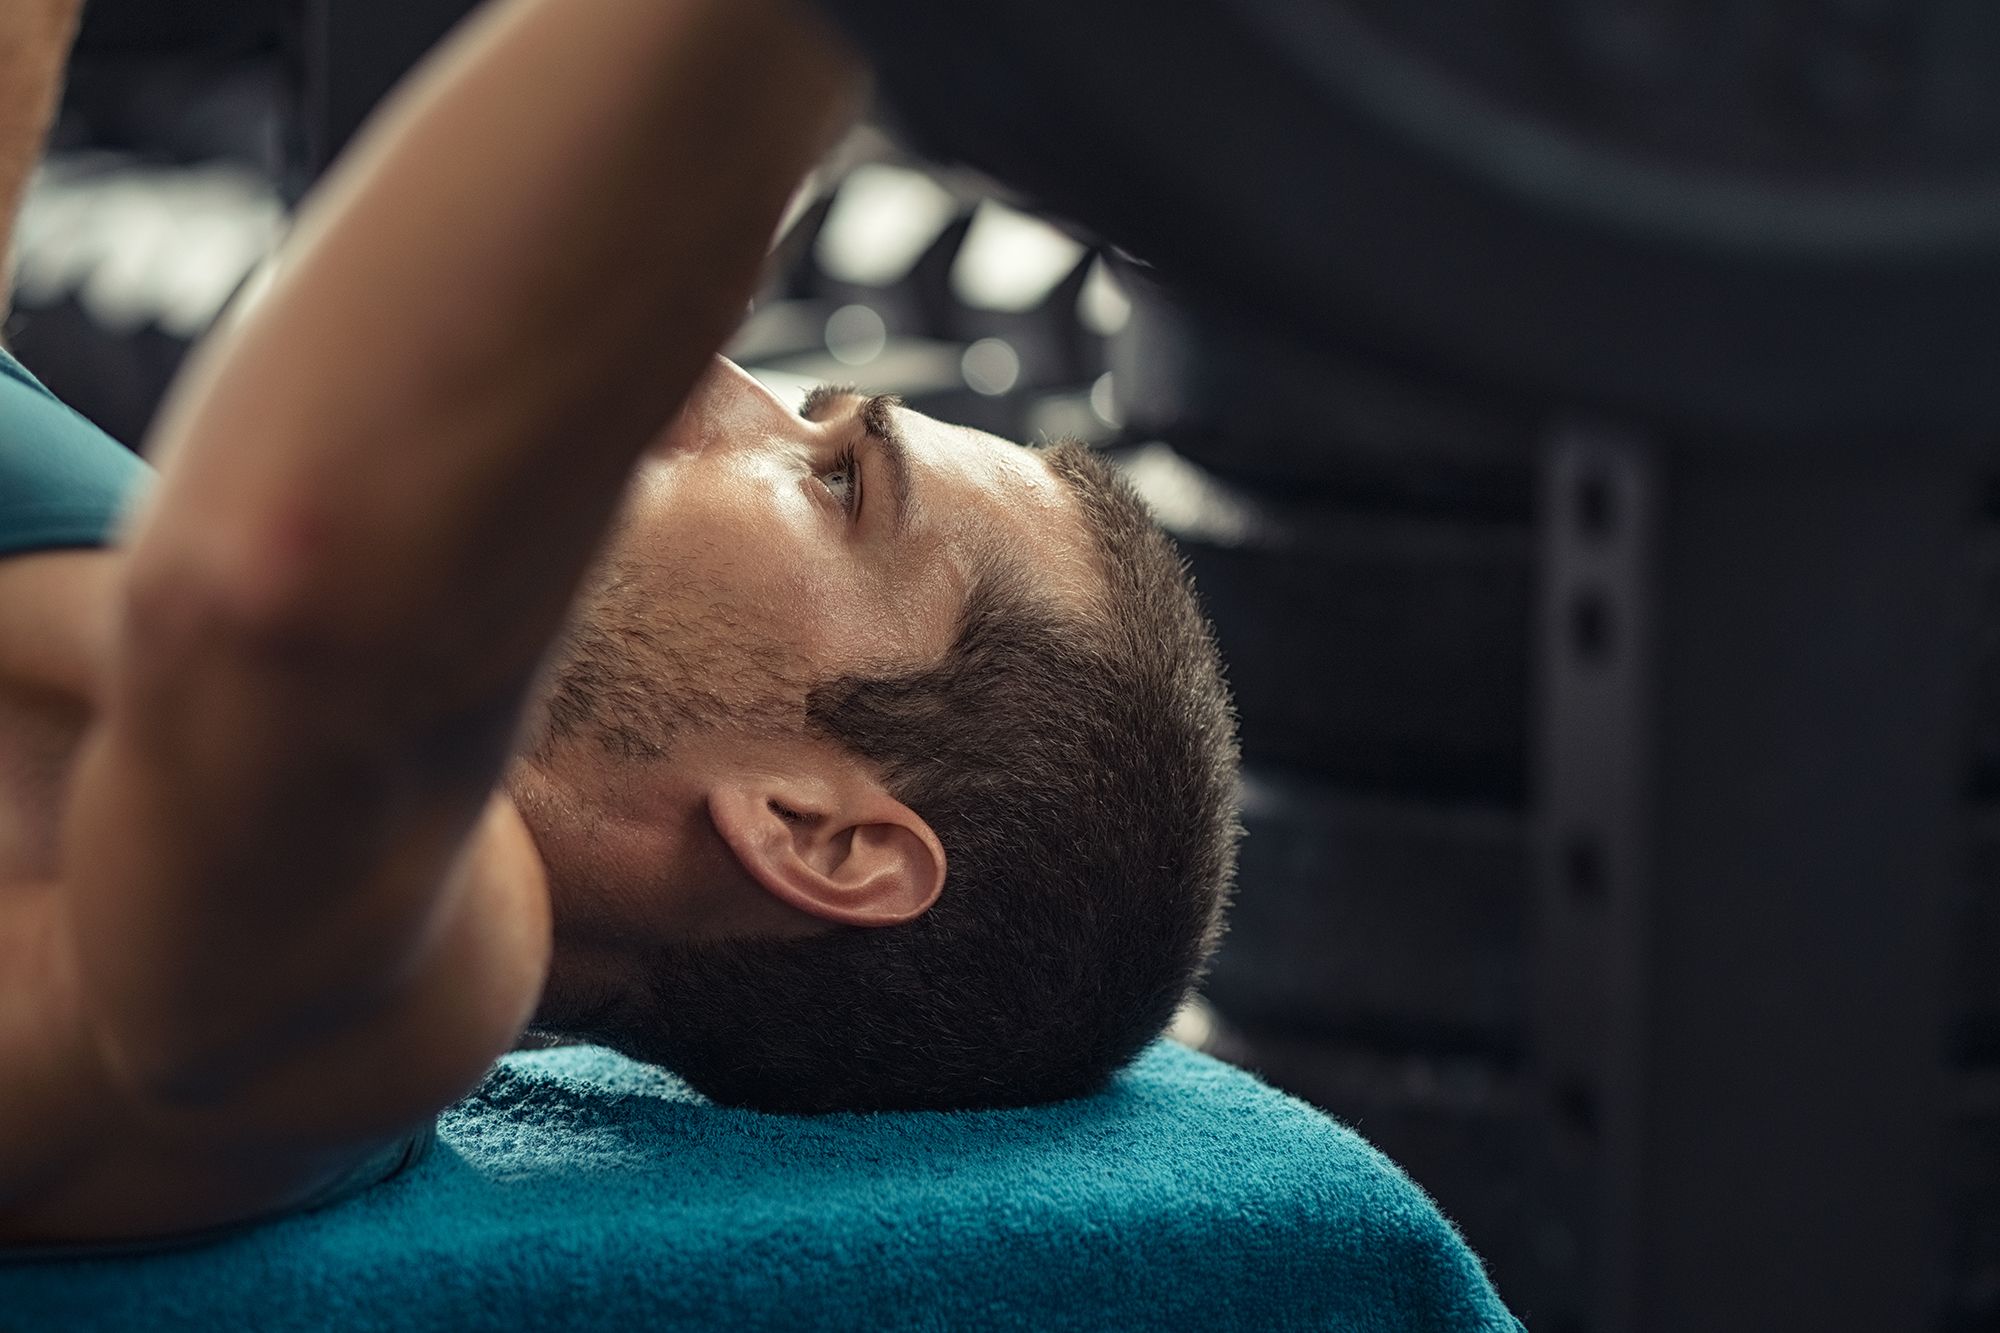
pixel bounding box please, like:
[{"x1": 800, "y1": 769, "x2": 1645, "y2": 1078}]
[{"x1": 600, "y1": 442, "x2": 1240, "y2": 1112}]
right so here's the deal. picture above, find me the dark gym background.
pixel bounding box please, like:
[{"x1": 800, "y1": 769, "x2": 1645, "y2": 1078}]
[{"x1": 9, "y1": 4, "x2": 2000, "y2": 1330}]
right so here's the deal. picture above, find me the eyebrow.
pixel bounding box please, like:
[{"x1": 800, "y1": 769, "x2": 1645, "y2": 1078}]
[{"x1": 800, "y1": 385, "x2": 916, "y2": 538}]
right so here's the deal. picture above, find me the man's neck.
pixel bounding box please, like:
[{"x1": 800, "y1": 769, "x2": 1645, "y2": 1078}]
[
  {"x1": 504, "y1": 759, "x2": 633, "y2": 1033},
  {"x1": 502, "y1": 741, "x2": 831, "y2": 1037}
]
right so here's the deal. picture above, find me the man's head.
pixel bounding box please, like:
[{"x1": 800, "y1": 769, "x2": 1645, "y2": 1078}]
[{"x1": 512, "y1": 358, "x2": 1239, "y2": 1112}]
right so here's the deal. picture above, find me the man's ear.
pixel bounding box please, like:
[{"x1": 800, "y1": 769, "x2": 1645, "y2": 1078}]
[{"x1": 705, "y1": 766, "x2": 946, "y2": 928}]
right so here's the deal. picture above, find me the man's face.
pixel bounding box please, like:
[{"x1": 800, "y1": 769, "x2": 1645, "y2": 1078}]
[{"x1": 547, "y1": 357, "x2": 1097, "y2": 756}]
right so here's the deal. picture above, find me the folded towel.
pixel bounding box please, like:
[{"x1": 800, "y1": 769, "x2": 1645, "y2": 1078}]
[{"x1": 0, "y1": 1040, "x2": 1522, "y2": 1331}]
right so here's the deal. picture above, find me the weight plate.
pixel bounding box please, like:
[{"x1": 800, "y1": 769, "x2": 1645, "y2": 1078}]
[{"x1": 814, "y1": 0, "x2": 2000, "y2": 437}]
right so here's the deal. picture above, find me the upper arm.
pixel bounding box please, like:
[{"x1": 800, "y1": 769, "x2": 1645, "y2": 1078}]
[
  {"x1": 47, "y1": 0, "x2": 851, "y2": 1098},
  {"x1": 0, "y1": 0, "x2": 847, "y2": 1236},
  {"x1": 0, "y1": 796, "x2": 547, "y2": 1244},
  {"x1": 58, "y1": 565, "x2": 531, "y2": 1101}
]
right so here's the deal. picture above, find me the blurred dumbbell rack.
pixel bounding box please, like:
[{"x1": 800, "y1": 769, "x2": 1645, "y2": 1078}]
[{"x1": 1106, "y1": 274, "x2": 2000, "y2": 1331}]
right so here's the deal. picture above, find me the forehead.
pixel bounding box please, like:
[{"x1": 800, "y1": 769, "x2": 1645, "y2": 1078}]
[{"x1": 891, "y1": 405, "x2": 1102, "y2": 613}]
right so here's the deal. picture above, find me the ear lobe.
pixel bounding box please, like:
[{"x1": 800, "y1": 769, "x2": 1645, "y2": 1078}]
[{"x1": 707, "y1": 778, "x2": 946, "y2": 929}]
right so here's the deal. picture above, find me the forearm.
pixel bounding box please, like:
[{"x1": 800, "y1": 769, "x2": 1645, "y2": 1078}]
[
  {"x1": 133, "y1": 0, "x2": 860, "y2": 715},
  {"x1": 0, "y1": 0, "x2": 85, "y2": 328}
]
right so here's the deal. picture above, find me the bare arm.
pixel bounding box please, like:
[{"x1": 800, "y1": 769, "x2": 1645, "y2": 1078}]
[
  {"x1": 0, "y1": 0, "x2": 84, "y2": 334},
  {"x1": 60, "y1": 0, "x2": 860, "y2": 1127}
]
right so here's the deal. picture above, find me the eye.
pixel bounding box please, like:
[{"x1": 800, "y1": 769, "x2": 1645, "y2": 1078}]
[{"x1": 821, "y1": 445, "x2": 860, "y2": 514}]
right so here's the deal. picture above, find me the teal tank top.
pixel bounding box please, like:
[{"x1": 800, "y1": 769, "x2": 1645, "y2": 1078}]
[
  {"x1": 0, "y1": 346, "x2": 150, "y2": 557},
  {"x1": 0, "y1": 347, "x2": 432, "y2": 1255}
]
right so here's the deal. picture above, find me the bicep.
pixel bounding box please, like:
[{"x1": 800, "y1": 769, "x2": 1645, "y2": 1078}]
[
  {"x1": 152, "y1": 794, "x2": 553, "y2": 1146},
  {"x1": 62, "y1": 567, "x2": 540, "y2": 1102},
  {"x1": 61, "y1": 657, "x2": 486, "y2": 1098},
  {"x1": 0, "y1": 804, "x2": 546, "y2": 1243}
]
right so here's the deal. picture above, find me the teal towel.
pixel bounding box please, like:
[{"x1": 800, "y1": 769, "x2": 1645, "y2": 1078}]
[{"x1": 0, "y1": 1041, "x2": 1522, "y2": 1331}]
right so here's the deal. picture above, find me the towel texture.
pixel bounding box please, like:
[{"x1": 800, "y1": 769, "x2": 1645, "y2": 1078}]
[{"x1": 0, "y1": 1041, "x2": 1521, "y2": 1331}]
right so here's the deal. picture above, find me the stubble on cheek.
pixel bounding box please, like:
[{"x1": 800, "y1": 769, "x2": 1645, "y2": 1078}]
[{"x1": 537, "y1": 554, "x2": 815, "y2": 761}]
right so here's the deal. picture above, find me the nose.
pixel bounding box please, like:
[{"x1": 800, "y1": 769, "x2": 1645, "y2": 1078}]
[
  {"x1": 657, "y1": 355, "x2": 797, "y2": 457},
  {"x1": 706, "y1": 355, "x2": 793, "y2": 413}
]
